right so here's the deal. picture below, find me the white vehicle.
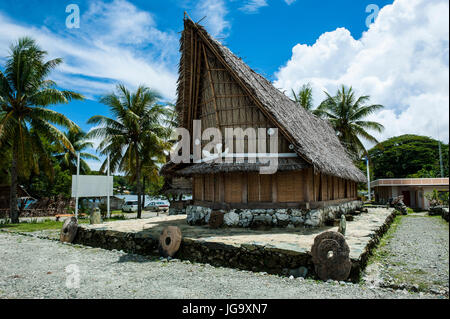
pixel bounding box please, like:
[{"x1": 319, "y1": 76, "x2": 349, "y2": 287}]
[
  {"x1": 145, "y1": 200, "x2": 169, "y2": 212},
  {"x1": 121, "y1": 200, "x2": 139, "y2": 212}
]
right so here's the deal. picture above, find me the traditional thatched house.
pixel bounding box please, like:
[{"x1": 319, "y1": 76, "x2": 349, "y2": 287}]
[{"x1": 161, "y1": 18, "x2": 366, "y2": 228}]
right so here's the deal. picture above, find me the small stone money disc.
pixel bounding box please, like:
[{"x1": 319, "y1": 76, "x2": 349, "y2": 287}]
[{"x1": 158, "y1": 226, "x2": 182, "y2": 258}]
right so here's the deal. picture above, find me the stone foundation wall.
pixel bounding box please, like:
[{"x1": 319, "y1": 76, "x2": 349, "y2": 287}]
[
  {"x1": 168, "y1": 200, "x2": 191, "y2": 216},
  {"x1": 429, "y1": 206, "x2": 449, "y2": 222},
  {"x1": 186, "y1": 200, "x2": 363, "y2": 228},
  {"x1": 73, "y1": 208, "x2": 397, "y2": 282}
]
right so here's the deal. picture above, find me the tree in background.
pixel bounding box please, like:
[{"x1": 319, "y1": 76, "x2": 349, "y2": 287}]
[
  {"x1": 292, "y1": 83, "x2": 313, "y2": 110},
  {"x1": 368, "y1": 134, "x2": 449, "y2": 180},
  {"x1": 87, "y1": 84, "x2": 173, "y2": 218},
  {"x1": 317, "y1": 85, "x2": 384, "y2": 159},
  {"x1": 54, "y1": 129, "x2": 99, "y2": 174},
  {"x1": 0, "y1": 37, "x2": 84, "y2": 222},
  {"x1": 291, "y1": 83, "x2": 322, "y2": 116}
]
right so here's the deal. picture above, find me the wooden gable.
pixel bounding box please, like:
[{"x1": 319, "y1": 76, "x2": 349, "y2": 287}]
[{"x1": 182, "y1": 26, "x2": 292, "y2": 154}]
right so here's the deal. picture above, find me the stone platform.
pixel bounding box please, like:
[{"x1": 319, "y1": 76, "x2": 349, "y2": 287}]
[{"x1": 74, "y1": 208, "x2": 397, "y2": 281}]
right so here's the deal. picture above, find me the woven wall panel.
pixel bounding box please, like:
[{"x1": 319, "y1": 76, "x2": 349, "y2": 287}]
[
  {"x1": 321, "y1": 174, "x2": 328, "y2": 201},
  {"x1": 214, "y1": 174, "x2": 221, "y2": 202},
  {"x1": 204, "y1": 174, "x2": 214, "y2": 201},
  {"x1": 224, "y1": 173, "x2": 243, "y2": 203},
  {"x1": 259, "y1": 174, "x2": 272, "y2": 202},
  {"x1": 327, "y1": 175, "x2": 333, "y2": 200},
  {"x1": 340, "y1": 178, "x2": 345, "y2": 199},
  {"x1": 277, "y1": 171, "x2": 303, "y2": 202},
  {"x1": 314, "y1": 172, "x2": 320, "y2": 202},
  {"x1": 248, "y1": 173, "x2": 259, "y2": 202},
  {"x1": 193, "y1": 175, "x2": 204, "y2": 200}
]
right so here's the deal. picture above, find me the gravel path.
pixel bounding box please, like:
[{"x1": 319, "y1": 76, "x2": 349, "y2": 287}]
[
  {"x1": 363, "y1": 213, "x2": 449, "y2": 295},
  {"x1": 0, "y1": 232, "x2": 441, "y2": 299}
]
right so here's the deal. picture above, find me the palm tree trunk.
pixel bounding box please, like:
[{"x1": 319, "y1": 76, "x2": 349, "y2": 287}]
[
  {"x1": 142, "y1": 176, "x2": 146, "y2": 207},
  {"x1": 9, "y1": 150, "x2": 19, "y2": 223},
  {"x1": 136, "y1": 149, "x2": 142, "y2": 219}
]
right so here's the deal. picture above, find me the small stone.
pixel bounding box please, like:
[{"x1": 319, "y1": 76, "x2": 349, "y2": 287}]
[
  {"x1": 90, "y1": 208, "x2": 102, "y2": 224},
  {"x1": 338, "y1": 214, "x2": 346, "y2": 235},
  {"x1": 289, "y1": 275, "x2": 294, "y2": 280},
  {"x1": 223, "y1": 211, "x2": 240, "y2": 227}
]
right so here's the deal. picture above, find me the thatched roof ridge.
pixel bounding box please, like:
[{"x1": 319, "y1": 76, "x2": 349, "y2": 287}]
[
  {"x1": 177, "y1": 157, "x2": 309, "y2": 175},
  {"x1": 174, "y1": 19, "x2": 366, "y2": 183}
]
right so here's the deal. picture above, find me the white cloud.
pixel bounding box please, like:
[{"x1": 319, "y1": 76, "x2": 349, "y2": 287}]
[
  {"x1": 274, "y1": 0, "x2": 449, "y2": 145},
  {"x1": 0, "y1": 0, "x2": 178, "y2": 100},
  {"x1": 239, "y1": 0, "x2": 269, "y2": 13},
  {"x1": 194, "y1": 0, "x2": 230, "y2": 38},
  {"x1": 84, "y1": 158, "x2": 104, "y2": 172},
  {"x1": 284, "y1": 0, "x2": 296, "y2": 5}
]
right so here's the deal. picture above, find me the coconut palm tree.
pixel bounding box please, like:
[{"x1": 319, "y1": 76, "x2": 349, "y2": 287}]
[
  {"x1": 0, "y1": 37, "x2": 84, "y2": 223},
  {"x1": 54, "y1": 129, "x2": 99, "y2": 174},
  {"x1": 317, "y1": 85, "x2": 384, "y2": 158},
  {"x1": 292, "y1": 83, "x2": 313, "y2": 110},
  {"x1": 291, "y1": 83, "x2": 323, "y2": 116},
  {"x1": 87, "y1": 84, "x2": 173, "y2": 218}
]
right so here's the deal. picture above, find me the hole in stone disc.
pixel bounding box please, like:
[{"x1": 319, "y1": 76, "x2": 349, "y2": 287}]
[
  {"x1": 64, "y1": 228, "x2": 68, "y2": 233},
  {"x1": 165, "y1": 237, "x2": 171, "y2": 246},
  {"x1": 327, "y1": 251, "x2": 334, "y2": 259}
]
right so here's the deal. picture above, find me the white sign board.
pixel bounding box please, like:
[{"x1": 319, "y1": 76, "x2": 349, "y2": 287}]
[{"x1": 71, "y1": 175, "x2": 113, "y2": 197}]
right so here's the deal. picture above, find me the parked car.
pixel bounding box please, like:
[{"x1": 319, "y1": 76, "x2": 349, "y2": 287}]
[
  {"x1": 145, "y1": 200, "x2": 169, "y2": 212},
  {"x1": 121, "y1": 201, "x2": 139, "y2": 212}
]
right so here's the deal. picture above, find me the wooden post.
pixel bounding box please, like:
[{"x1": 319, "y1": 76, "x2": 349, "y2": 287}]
[
  {"x1": 304, "y1": 168, "x2": 311, "y2": 203},
  {"x1": 219, "y1": 173, "x2": 225, "y2": 203},
  {"x1": 272, "y1": 173, "x2": 277, "y2": 203},
  {"x1": 242, "y1": 173, "x2": 248, "y2": 203}
]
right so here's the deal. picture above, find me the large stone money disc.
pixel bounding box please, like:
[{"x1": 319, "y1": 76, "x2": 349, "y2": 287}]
[
  {"x1": 158, "y1": 226, "x2": 182, "y2": 257},
  {"x1": 60, "y1": 217, "x2": 78, "y2": 243},
  {"x1": 311, "y1": 231, "x2": 351, "y2": 281}
]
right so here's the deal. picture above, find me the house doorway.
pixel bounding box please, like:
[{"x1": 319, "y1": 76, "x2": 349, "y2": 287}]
[{"x1": 402, "y1": 191, "x2": 411, "y2": 207}]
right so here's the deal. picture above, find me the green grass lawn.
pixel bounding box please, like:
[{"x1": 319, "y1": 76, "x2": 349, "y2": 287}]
[{"x1": 0, "y1": 215, "x2": 127, "y2": 232}]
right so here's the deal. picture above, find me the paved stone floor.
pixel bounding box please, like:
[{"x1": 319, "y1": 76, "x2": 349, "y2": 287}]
[
  {"x1": 363, "y1": 213, "x2": 449, "y2": 296},
  {"x1": 79, "y1": 208, "x2": 395, "y2": 260},
  {"x1": 0, "y1": 231, "x2": 442, "y2": 299}
]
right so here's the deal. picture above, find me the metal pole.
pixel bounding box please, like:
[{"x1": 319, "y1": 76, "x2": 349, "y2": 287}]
[
  {"x1": 438, "y1": 140, "x2": 444, "y2": 178},
  {"x1": 366, "y1": 157, "x2": 371, "y2": 201},
  {"x1": 107, "y1": 154, "x2": 110, "y2": 219},
  {"x1": 75, "y1": 152, "x2": 80, "y2": 219}
]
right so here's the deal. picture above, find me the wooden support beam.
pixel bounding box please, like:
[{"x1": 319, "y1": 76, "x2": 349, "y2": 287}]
[
  {"x1": 304, "y1": 168, "x2": 311, "y2": 203},
  {"x1": 192, "y1": 40, "x2": 203, "y2": 123},
  {"x1": 202, "y1": 45, "x2": 221, "y2": 127},
  {"x1": 272, "y1": 174, "x2": 277, "y2": 203},
  {"x1": 242, "y1": 173, "x2": 248, "y2": 204},
  {"x1": 192, "y1": 26, "x2": 313, "y2": 166}
]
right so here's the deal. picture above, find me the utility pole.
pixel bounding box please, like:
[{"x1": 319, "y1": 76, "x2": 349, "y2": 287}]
[
  {"x1": 366, "y1": 157, "x2": 371, "y2": 201},
  {"x1": 438, "y1": 140, "x2": 444, "y2": 178}
]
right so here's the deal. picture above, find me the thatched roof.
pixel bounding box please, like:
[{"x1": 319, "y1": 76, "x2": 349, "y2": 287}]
[
  {"x1": 168, "y1": 18, "x2": 366, "y2": 183},
  {"x1": 161, "y1": 177, "x2": 192, "y2": 195},
  {"x1": 178, "y1": 158, "x2": 309, "y2": 175}
]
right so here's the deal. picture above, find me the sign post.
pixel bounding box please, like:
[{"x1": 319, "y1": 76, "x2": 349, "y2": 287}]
[
  {"x1": 107, "y1": 154, "x2": 110, "y2": 219},
  {"x1": 75, "y1": 153, "x2": 80, "y2": 219}
]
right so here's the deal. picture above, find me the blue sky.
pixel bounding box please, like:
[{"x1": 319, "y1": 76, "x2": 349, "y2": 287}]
[{"x1": 0, "y1": 0, "x2": 448, "y2": 170}]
